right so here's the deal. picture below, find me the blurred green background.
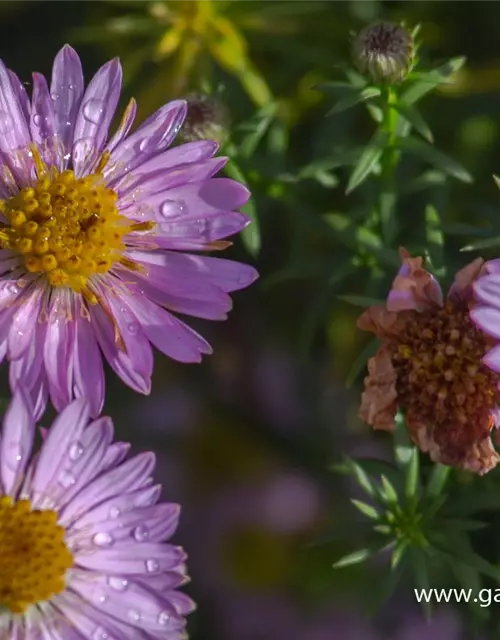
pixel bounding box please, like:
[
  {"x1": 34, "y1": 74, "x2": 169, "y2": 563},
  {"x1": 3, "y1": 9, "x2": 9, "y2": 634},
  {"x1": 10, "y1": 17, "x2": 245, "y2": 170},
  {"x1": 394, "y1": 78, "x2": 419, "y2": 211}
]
[{"x1": 4, "y1": 1, "x2": 500, "y2": 638}]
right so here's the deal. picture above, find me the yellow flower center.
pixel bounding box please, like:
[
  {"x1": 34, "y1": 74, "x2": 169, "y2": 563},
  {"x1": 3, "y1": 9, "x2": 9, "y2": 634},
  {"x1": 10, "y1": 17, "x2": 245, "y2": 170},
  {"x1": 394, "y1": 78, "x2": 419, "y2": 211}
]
[
  {"x1": 0, "y1": 149, "x2": 153, "y2": 304},
  {"x1": 0, "y1": 497, "x2": 73, "y2": 614}
]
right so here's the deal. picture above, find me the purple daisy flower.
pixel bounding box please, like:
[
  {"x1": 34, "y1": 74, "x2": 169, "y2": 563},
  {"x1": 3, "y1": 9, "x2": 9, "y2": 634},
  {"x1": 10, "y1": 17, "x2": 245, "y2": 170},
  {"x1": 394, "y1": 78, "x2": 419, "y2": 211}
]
[
  {"x1": 0, "y1": 390, "x2": 194, "y2": 638},
  {"x1": 471, "y1": 259, "x2": 500, "y2": 373},
  {"x1": 0, "y1": 45, "x2": 258, "y2": 418}
]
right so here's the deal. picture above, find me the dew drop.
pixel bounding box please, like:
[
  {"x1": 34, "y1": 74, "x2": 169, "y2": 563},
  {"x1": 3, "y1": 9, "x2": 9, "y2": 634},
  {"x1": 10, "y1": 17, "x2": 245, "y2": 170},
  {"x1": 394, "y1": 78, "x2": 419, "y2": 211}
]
[
  {"x1": 32, "y1": 113, "x2": 44, "y2": 127},
  {"x1": 133, "y1": 525, "x2": 149, "y2": 542},
  {"x1": 69, "y1": 442, "x2": 84, "y2": 461},
  {"x1": 92, "y1": 628, "x2": 109, "y2": 640},
  {"x1": 0, "y1": 110, "x2": 14, "y2": 135},
  {"x1": 159, "y1": 199, "x2": 186, "y2": 219},
  {"x1": 107, "y1": 576, "x2": 129, "y2": 592},
  {"x1": 82, "y1": 98, "x2": 105, "y2": 125},
  {"x1": 50, "y1": 92, "x2": 59, "y2": 101},
  {"x1": 157, "y1": 611, "x2": 171, "y2": 626},
  {"x1": 145, "y1": 558, "x2": 159, "y2": 573},
  {"x1": 138, "y1": 137, "x2": 152, "y2": 153},
  {"x1": 127, "y1": 609, "x2": 141, "y2": 623},
  {"x1": 59, "y1": 470, "x2": 76, "y2": 488},
  {"x1": 7, "y1": 283, "x2": 20, "y2": 295},
  {"x1": 92, "y1": 532, "x2": 114, "y2": 547},
  {"x1": 108, "y1": 506, "x2": 121, "y2": 519},
  {"x1": 126, "y1": 322, "x2": 139, "y2": 335}
]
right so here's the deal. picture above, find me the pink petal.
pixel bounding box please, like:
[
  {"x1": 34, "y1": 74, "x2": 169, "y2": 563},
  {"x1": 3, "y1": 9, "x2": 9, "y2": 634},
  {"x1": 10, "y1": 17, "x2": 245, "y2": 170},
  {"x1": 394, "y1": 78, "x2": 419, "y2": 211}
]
[
  {"x1": 0, "y1": 389, "x2": 35, "y2": 496},
  {"x1": 73, "y1": 305, "x2": 105, "y2": 418}
]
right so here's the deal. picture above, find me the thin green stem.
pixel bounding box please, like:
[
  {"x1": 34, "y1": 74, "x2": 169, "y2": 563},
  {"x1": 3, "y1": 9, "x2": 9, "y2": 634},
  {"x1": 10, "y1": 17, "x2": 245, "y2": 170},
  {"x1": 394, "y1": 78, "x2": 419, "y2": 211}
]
[{"x1": 378, "y1": 86, "x2": 401, "y2": 244}]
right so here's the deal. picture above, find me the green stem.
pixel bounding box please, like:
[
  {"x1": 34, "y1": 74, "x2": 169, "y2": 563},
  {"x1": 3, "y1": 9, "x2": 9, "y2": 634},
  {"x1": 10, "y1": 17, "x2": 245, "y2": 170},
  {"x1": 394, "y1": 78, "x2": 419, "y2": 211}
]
[{"x1": 378, "y1": 86, "x2": 401, "y2": 243}]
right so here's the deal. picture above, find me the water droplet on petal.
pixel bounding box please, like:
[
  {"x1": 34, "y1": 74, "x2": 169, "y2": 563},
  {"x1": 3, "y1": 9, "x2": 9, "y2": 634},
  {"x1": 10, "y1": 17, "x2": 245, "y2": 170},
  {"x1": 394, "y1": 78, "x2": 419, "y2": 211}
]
[
  {"x1": 33, "y1": 113, "x2": 44, "y2": 127},
  {"x1": 133, "y1": 525, "x2": 149, "y2": 542},
  {"x1": 145, "y1": 558, "x2": 159, "y2": 573},
  {"x1": 0, "y1": 110, "x2": 14, "y2": 135},
  {"x1": 107, "y1": 576, "x2": 129, "y2": 592},
  {"x1": 138, "y1": 137, "x2": 153, "y2": 153},
  {"x1": 127, "y1": 609, "x2": 141, "y2": 623},
  {"x1": 82, "y1": 98, "x2": 105, "y2": 125},
  {"x1": 159, "y1": 199, "x2": 186, "y2": 219},
  {"x1": 92, "y1": 628, "x2": 109, "y2": 640},
  {"x1": 69, "y1": 442, "x2": 84, "y2": 461},
  {"x1": 73, "y1": 137, "x2": 96, "y2": 164},
  {"x1": 157, "y1": 611, "x2": 171, "y2": 626},
  {"x1": 93, "y1": 532, "x2": 114, "y2": 547},
  {"x1": 7, "y1": 283, "x2": 20, "y2": 295},
  {"x1": 126, "y1": 322, "x2": 139, "y2": 335},
  {"x1": 108, "y1": 506, "x2": 121, "y2": 519},
  {"x1": 59, "y1": 470, "x2": 76, "y2": 488}
]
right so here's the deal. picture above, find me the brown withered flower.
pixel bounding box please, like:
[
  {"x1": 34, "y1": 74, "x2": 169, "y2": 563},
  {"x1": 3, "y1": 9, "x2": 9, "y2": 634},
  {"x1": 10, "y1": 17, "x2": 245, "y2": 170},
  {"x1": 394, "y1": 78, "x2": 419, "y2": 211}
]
[{"x1": 358, "y1": 248, "x2": 500, "y2": 475}]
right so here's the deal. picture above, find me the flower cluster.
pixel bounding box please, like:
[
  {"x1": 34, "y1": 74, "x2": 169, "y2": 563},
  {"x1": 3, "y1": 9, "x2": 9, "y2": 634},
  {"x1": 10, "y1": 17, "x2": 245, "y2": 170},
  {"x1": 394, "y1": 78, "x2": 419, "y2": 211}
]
[{"x1": 0, "y1": 45, "x2": 258, "y2": 636}]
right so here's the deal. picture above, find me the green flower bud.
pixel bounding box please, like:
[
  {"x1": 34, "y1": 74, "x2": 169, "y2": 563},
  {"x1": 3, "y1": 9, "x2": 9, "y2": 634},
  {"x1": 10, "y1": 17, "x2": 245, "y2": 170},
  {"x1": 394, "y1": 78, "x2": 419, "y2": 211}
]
[
  {"x1": 179, "y1": 93, "x2": 230, "y2": 145},
  {"x1": 352, "y1": 21, "x2": 414, "y2": 85}
]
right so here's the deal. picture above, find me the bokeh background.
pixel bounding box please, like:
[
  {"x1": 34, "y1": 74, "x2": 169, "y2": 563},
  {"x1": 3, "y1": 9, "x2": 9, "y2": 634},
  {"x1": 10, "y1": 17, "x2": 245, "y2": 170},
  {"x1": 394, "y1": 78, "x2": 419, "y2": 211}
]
[{"x1": 3, "y1": 1, "x2": 500, "y2": 638}]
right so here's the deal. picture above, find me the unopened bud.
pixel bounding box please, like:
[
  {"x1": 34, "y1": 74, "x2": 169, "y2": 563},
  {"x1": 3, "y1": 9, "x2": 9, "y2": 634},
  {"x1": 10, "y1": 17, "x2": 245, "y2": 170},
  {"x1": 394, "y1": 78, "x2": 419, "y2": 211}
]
[
  {"x1": 179, "y1": 93, "x2": 230, "y2": 145},
  {"x1": 352, "y1": 21, "x2": 414, "y2": 84}
]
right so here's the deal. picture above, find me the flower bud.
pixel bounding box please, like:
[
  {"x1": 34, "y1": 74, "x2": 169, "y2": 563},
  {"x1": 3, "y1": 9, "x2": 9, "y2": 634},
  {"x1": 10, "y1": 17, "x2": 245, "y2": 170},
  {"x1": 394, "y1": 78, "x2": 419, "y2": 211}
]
[
  {"x1": 352, "y1": 21, "x2": 414, "y2": 84},
  {"x1": 179, "y1": 93, "x2": 230, "y2": 145}
]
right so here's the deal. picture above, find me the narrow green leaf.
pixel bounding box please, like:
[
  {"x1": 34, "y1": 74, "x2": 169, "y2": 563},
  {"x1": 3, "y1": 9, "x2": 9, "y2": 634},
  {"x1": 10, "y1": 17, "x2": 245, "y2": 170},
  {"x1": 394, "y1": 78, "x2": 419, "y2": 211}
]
[
  {"x1": 365, "y1": 559, "x2": 405, "y2": 615},
  {"x1": 346, "y1": 130, "x2": 389, "y2": 193},
  {"x1": 439, "y1": 518, "x2": 487, "y2": 532},
  {"x1": 443, "y1": 223, "x2": 491, "y2": 238},
  {"x1": 333, "y1": 548, "x2": 373, "y2": 569},
  {"x1": 352, "y1": 461, "x2": 376, "y2": 498},
  {"x1": 380, "y1": 475, "x2": 399, "y2": 505},
  {"x1": 224, "y1": 159, "x2": 261, "y2": 256},
  {"x1": 425, "y1": 204, "x2": 444, "y2": 269},
  {"x1": 460, "y1": 235, "x2": 500, "y2": 252},
  {"x1": 394, "y1": 103, "x2": 434, "y2": 143},
  {"x1": 394, "y1": 412, "x2": 413, "y2": 466},
  {"x1": 405, "y1": 449, "x2": 420, "y2": 500},
  {"x1": 402, "y1": 57, "x2": 466, "y2": 105},
  {"x1": 398, "y1": 136, "x2": 472, "y2": 183},
  {"x1": 425, "y1": 464, "x2": 451, "y2": 498},
  {"x1": 237, "y1": 104, "x2": 277, "y2": 158},
  {"x1": 326, "y1": 87, "x2": 381, "y2": 117},
  {"x1": 448, "y1": 561, "x2": 488, "y2": 618},
  {"x1": 351, "y1": 499, "x2": 380, "y2": 520},
  {"x1": 401, "y1": 170, "x2": 447, "y2": 194},
  {"x1": 337, "y1": 294, "x2": 386, "y2": 307},
  {"x1": 411, "y1": 548, "x2": 432, "y2": 619},
  {"x1": 391, "y1": 540, "x2": 408, "y2": 570}
]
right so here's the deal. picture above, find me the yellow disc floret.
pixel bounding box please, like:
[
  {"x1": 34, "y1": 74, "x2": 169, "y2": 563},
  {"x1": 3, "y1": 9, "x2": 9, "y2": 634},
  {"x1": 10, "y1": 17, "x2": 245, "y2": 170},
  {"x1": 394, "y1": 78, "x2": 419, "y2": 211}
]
[
  {"x1": 0, "y1": 149, "x2": 154, "y2": 302},
  {"x1": 0, "y1": 497, "x2": 73, "y2": 613}
]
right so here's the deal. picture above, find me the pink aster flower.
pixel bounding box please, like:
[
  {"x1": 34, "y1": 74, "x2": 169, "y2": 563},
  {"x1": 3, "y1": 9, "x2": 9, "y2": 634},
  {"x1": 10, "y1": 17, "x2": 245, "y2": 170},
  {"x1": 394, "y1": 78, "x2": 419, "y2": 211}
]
[
  {"x1": 0, "y1": 45, "x2": 258, "y2": 417},
  {"x1": 471, "y1": 259, "x2": 500, "y2": 373},
  {"x1": 0, "y1": 390, "x2": 194, "y2": 638}
]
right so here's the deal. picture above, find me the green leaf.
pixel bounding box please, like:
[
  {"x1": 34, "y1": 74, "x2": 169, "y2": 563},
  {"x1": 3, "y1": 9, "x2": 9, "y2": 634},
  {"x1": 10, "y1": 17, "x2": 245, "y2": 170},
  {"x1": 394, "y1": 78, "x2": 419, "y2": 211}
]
[
  {"x1": 345, "y1": 337, "x2": 379, "y2": 388},
  {"x1": 391, "y1": 540, "x2": 408, "y2": 570},
  {"x1": 448, "y1": 560, "x2": 488, "y2": 618},
  {"x1": 394, "y1": 412, "x2": 413, "y2": 466},
  {"x1": 332, "y1": 548, "x2": 373, "y2": 569},
  {"x1": 425, "y1": 464, "x2": 451, "y2": 498},
  {"x1": 443, "y1": 223, "x2": 491, "y2": 238},
  {"x1": 405, "y1": 449, "x2": 420, "y2": 501},
  {"x1": 431, "y1": 531, "x2": 500, "y2": 581},
  {"x1": 365, "y1": 560, "x2": 405, "y2": 615},
  {"x1": 460, "y1": 235, "x2": 500, "y2": 252},
  {"x1": 401, "y1": 170, "x2": 447, "y2": 194},
  {"x1": 326, "y1": 87, "x2": 381, "y2": 117},
  {"x1": 425, "y1": 205, "x2": 444, "y2": 269},
  {"x1": 394, "y1": 103, "x2": 434, "y2": 143},
  {"x1": 411, "y1": 548, "x2": 433, "y2": 619},
  {"x1": 224, "y1": 159, "x2": 260, "y2": 256},
  {"x1": 337, "y1": 294, "x2": 386, "y2": 307},
  {"x1": 402, "y1": 57, "x2": 466, "y2": 105},
  {"x1": 323, "y1": 213, "x2": 401, "y2": 267},
  {"x1": 351, "y1": 461, "x2": 377, "y2": 498},
  {"x1": 380, "y1": 475, "x2": 399, "y2": 505},
  {"x1": 351, "y1": 499, "x2": 380, "y2": 520},
  {"x1": 398, "y1": 136, "x2": 472, "y2": 183},
  {"x1": 237, "y1": 104, "x2": 277, "y2": 158},
  {"x1": 346, "y1": 130, "x2": 389, "y2": 193}
]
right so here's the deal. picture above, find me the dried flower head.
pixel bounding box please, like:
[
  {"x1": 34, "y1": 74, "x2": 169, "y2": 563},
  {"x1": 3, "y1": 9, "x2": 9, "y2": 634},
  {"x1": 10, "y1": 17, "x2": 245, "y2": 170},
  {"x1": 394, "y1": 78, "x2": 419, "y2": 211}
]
[
  {"x1": 352, "y1": 21, "x2": 414, "y2": 84},
  {"x1": 179, "y1": 93, "x2": 230, "y2": 145},
  {"x1": 358, "y1": 248, "x2": 500, "y2": 475}
]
